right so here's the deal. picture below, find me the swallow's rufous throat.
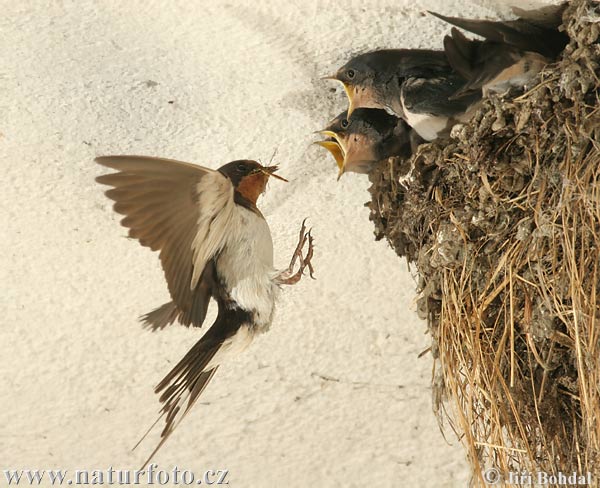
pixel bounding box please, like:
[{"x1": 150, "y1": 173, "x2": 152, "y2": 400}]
[
  {"x1": 96, "y1": 155, "x2": 315, "y2": 466},
  {"x1": 324, "y1": 4, "x2": 566, "y2": 141},
  {"x1": 316, "y1": 108, "x2": 419, "y2": 178}
]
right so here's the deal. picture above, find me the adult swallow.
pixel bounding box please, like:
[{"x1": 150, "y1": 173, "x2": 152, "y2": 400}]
[
  {"x1": 430, "y1": 4, "x2": 567, "y2": 98},
  {"x1": 316, "y1": 108, "x2": 420, "y2": 178},
  {"x1": 324, "y1": 4, "x2": 566, "y2": 141},
  {"x1": 96, "y1": 156, "x2": 314, "y2": 466}
]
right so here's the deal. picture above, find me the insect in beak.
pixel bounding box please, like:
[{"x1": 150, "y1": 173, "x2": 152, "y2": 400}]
[{"x1": 261, "y1": 165, "x2": 288, "y2": 182}]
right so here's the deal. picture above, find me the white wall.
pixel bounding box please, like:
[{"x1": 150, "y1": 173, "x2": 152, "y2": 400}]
[{"x1": 2, "y1": 1, "x2": 549, "y2": 486}]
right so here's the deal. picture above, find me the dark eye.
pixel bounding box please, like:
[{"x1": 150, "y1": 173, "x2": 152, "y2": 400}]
[
  {"x1": 347, "y1": 69, "x2": 355, "y2": 79},
  {"x1": 236, "y1": 163, "x2": 247, "y2": 173},
  {"x1": 341, "y1": 119, "x2": 349, "y2": 128}
]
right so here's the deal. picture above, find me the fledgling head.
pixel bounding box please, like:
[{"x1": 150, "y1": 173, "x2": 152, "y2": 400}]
[
  {"x1": 325, "y1": 53, "x2": 387, "y2": 117},
  {"x1": 219, "y1": 160, "x2": 287, "y2": 204},
  {"x1": 324, "y1": 49, "x2": 450, "y2": 117},
  {"x1": 317, "y1": 108, "x2": 412, "y2": 179}
]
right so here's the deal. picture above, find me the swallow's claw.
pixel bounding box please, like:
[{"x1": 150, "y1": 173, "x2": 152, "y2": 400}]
[
  {"x1": 276, "y1": 220, "x2": 315, "y2": 285},
  {"x1": 305, "y1": 232, "x2": 316, "y2": 280}
]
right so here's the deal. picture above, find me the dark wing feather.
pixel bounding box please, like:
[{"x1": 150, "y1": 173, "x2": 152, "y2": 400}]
[
  {"x1": 443, "y1": 28, "x2": 476, "y2": 80},
  {"x1": 443, "y1": 28, "x2": 522, "y2": 99},
  {"x1": 512, "y1": 3, "x2": 567, "y2": 29},
  {"x1": 429, "y1": 10, "x2": 567, "y2": 59},
  {"x1": 96, "y1": 155, "x2": 226, "y2": 328},
  {"x1": 401, "y1": 74, "x2": 480, "y2": 118}
]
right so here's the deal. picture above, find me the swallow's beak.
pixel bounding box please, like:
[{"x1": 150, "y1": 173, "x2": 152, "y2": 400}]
[
  {"x1": 261, "y1": 165, "x2": 288, "y2": 182},
  {"x1": 344, "y1": 85, "x2": 356, "y2": 117},
  {"x1": 314, "y1": 140, "x2": 345, "y2": 174},
  {"x1": 322, "y1": 74, "x2": 356, "y2": 115},
  {"x1": 316, "y1": 129, "x2": 339, "y2": 140}
]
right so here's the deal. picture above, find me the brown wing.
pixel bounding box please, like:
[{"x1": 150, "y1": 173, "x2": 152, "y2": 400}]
[{"x1": 96, "y1": 155, "x2": 231, "y2": 327}]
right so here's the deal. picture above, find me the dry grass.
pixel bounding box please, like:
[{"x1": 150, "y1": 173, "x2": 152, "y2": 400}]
[{"x1": 368, "y1": 1, "x2": 600, "y2": 485}]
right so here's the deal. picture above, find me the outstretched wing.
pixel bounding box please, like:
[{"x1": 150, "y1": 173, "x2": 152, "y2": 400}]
[{"x1": 96, "y1": 155, "x2": 236, "y2": 327}]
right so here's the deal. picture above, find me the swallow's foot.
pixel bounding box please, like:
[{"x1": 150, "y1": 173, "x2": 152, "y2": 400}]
[{"x1": 276, "y1": 219, "x2": 315, "y2": 285}]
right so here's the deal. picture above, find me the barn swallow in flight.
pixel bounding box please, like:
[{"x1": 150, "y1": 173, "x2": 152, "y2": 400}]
[
  {"x1": 96, "y1": 156, "x2": 315, "y2": 466},
  {"x1": 316, "y1": 108, "x2": 420, "y2": 178},
  {"x1": 324, "y1": 4, "x2": 566, "y2": 141}
]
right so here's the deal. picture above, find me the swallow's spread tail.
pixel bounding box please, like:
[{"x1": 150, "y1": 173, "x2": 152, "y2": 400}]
[
  {"x1": 136, "y1": 313, "x2": 253, "y2": 468},
  {"x1": 141, "y1": 302, "x2": 179, "y2": 330},
  {"x1": 136, "y1": 331, "x2": 223, "y2": 468}
]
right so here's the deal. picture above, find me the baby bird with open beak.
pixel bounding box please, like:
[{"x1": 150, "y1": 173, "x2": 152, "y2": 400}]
[
  {"x1": 316, "y1": 108, "x2": 419, "y2": 178},
  {"x1": 323, "y1": 49, "x2": 477, "y2": 141},
  {"x1": 324, "y1": 4, "x2": 567, "y2": 141},
  {"x1": 96, "y1": 155, "x2": 315, "y2": 466}
]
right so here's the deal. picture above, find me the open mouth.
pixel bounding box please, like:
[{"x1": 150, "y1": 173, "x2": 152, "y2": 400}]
[{"x1": 314, "y1": 138, "x2": 346, "y2": 177}]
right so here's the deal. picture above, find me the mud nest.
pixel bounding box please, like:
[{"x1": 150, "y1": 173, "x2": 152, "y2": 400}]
[{"x1": 368, "y1": 1, "x2": 600, "y2": 484}]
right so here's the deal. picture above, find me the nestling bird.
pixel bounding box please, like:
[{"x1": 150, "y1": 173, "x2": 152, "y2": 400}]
[
  {"x1": 324, "y1": 4, "x2": 567, "y2": 141},
  {"x1": 96, "y1": 155, "x2": 315, "y2": 466},
  {"x1": 316, "y1": 108, "x2": 419, "y2": 178},
  {"x1": 324, "y1": 49, "x2": 479, "y2": 141}
]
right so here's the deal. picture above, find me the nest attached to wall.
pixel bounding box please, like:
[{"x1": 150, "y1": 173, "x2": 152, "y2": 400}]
[{"x1": 368, "y1": 1, "x2": 600, "y2": 484}]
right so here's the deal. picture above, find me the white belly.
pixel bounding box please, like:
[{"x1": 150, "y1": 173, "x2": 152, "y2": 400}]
[
  {"x1": 404, "y1": 110, "x2": 449, "y2": 141},
  {"x1": 217, "y1": 206, "x2": 278, "y2": 328},
  {"x1": 400, "y1": 89, "x2": 450, "y2": 141}
]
